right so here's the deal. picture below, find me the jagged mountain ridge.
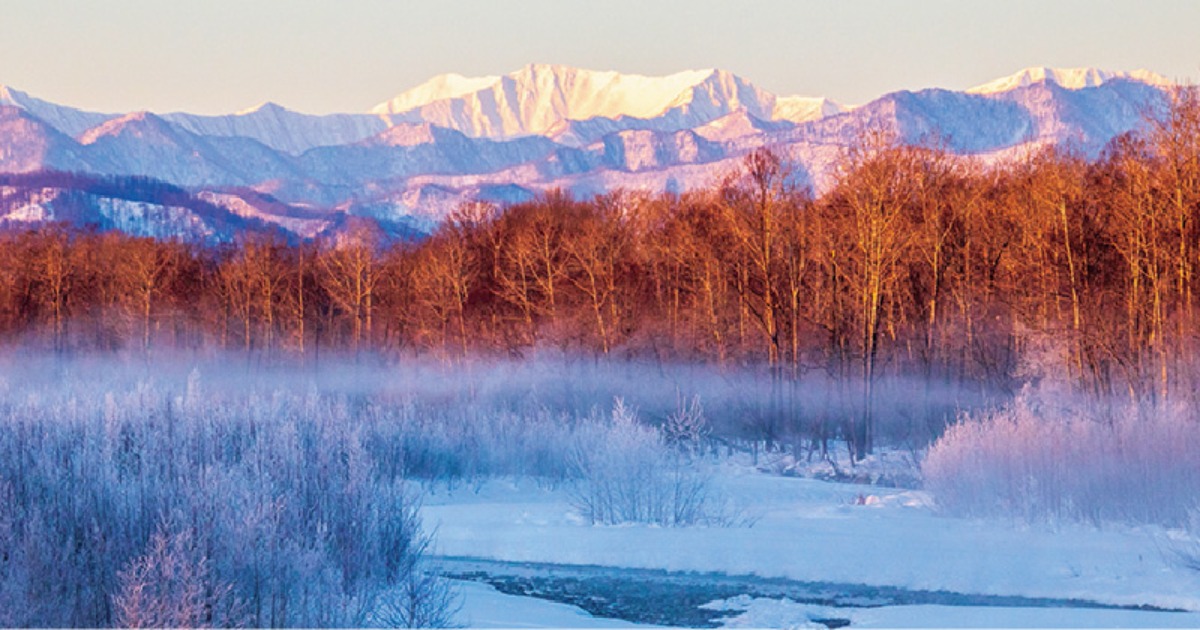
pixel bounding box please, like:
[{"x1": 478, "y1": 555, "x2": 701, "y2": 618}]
[
  {"x1": 370, "y1": 64, "x2": 843, "y2": 140},
  {"x1": 966, "y1": 67, "x2": 1171, "y2": 95},
  {"x1": 0, "y1": 65, "x2": 1180, "y2": 240}
]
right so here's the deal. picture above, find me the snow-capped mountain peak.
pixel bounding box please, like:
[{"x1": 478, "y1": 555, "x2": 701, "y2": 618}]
[
  {"x1": 370, "y1": 72, "x2": 502, "y2": 116},
  {"x1": 78, "y1": 111, "x2": 188, "y2": 146},
  {"x1": 235, "y1": 101, "x2": 290, "y2": 116},
  {"x1": 967, "y1": 66, "x2": 1173, "y2": 94},
  {"x1": 0, "y1": 85, "x2": 28, "y2": 108}
]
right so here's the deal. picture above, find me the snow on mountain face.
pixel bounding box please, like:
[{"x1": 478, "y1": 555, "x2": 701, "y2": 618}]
[
  {"x1": 300, "y1": 126, "x2": 559, "y2": 185},
  {"x1": 162, "y1": 104, "x2": 389, "y2": 155},
  {"x1": 0, "y1": 185, "x2": 224, "y2": 241},
  {"x1": 0, "y1": 106, "x2": 91, "y2": 173},
  {"x1": 0, "y1": 85, "x2": 115, "y2": 137},
  {"x1": 992, "y1": 78, "x2": 1168, "y2": 151},
  {"x1": 967, "y1": 66, "x2": 1172, "y2": 95},
  {"x1": 807, "y1": 88, "x2": 1039, "y2": 154},
  {"x1": 771, "y1": 96, "x2": 848, "y2": 123},
  {"x1": 197, "y1": 190, "x2": 334, "y2": 238},
  {"x1": 597, "y1": 128, "x2": 719, "y2": 172},
  {"x1": 694, "y1": 109, "x2": 794, "y2": 142},
  {"x1": 78, "y1": 111, "x2": 180, "y2": 146},
  {"x1": 361, "y1": 122, "x2": 447, "y2": 147},
  {"x1": 77, "y1": 111, "x2": 306, "y2": 187}
]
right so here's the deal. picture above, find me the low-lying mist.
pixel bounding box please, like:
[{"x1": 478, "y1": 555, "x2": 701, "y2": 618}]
[{"x1": 0, "y1": 350, "x2": 1007, "y2": 457}]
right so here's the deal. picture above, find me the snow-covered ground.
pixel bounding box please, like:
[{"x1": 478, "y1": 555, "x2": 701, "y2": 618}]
[
  {"x1": 452, "y1": 580, "x2": 650, "y2": 628},
  {"x1": 425, "y1": 466, "x2": 1200, "y2": 627},
  {"x1": 707, "y1": 596, "x2": 1200, "y2": 628}
]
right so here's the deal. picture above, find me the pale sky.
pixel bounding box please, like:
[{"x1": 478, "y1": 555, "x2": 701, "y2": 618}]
[{"x1": 0, "y1": 0, "x2": 1196, "y2": 115}]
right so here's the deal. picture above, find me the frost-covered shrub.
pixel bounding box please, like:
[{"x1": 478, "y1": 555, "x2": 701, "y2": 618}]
[
  {"x1": 568, "y1": 399, "x2": 716, "y2": 526},
  {"x1": 924, "y1": 397, "x2": 1200, "y2": 526},
  {"x1": 663, "y1": 395, "x2": 710, "y2": 454},
  {"x1": 368, "y1": 561, "x2": 460, "y2": 629},
  {"x1": 112, "y1": 524, "x2": 246, "y2": 628},
  {"x1": 1161, "y1": 509, "x2": 1200, "y2": 585},
  {"x1": 371, "y1": 401, "x2": 577, "y2": 483}
]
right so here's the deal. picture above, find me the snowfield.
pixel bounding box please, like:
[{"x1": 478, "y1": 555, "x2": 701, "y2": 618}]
[{"x1": 428, "y1": 466, "x2": 1200, "y2": 627}]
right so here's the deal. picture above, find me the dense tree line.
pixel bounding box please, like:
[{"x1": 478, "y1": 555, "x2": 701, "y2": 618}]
[{"x1": 1, "y1": 87, "x2": 1197, "y2": 457}]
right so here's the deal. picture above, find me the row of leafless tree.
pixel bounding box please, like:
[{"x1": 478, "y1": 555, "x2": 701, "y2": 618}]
[{"x1": 0, "y1": 88, "x2": 1196, "y2": 456}]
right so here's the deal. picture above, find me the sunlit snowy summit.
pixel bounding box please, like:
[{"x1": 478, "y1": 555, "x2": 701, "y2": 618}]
[{"x1": 370, "y1": 64, "x2": 845, "y2": 139}]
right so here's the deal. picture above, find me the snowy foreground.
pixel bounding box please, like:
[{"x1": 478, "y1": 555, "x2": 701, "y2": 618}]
[{"x1": 430, "y1": 468, "x2": 1200, "y2": 628}]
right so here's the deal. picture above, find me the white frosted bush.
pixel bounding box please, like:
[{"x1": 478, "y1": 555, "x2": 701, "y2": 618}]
[
  {"x1": 924, "y1": 398, "x2": 1200, "y2": 526},
  {"x1": 111, "y1": 524, "x2": 246, "y2": 628},
  {"x1": 568, "y1": 399, "x2": 716, "y2": 526}
]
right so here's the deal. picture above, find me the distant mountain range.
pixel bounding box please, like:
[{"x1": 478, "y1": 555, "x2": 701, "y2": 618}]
[{"x1": 0, "y1": 65, "x2": 1177, "y2": 241}]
